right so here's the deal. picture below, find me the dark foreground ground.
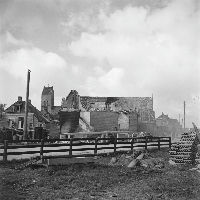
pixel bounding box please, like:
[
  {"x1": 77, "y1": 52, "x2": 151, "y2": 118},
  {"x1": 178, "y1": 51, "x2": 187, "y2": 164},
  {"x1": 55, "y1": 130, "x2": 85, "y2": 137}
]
[{"x1": 0, "y1": 149, "x2": 200, "y2": 200}]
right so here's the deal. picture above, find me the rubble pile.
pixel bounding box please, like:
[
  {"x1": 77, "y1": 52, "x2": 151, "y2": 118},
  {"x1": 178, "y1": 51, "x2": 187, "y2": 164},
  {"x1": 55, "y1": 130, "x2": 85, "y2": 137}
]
[
  {"x1": 109, "y1": 150, "x2": 165, "y2": 170},
  {"x1": 169, "y1": 131, "x2": 199, "y2": 164}
]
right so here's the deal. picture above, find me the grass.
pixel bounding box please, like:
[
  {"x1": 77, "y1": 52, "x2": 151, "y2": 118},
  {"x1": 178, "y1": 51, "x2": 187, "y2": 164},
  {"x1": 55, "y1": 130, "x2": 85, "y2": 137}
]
[{"x1": 0, "y1": 148, "x2": 200, "y2": 200}]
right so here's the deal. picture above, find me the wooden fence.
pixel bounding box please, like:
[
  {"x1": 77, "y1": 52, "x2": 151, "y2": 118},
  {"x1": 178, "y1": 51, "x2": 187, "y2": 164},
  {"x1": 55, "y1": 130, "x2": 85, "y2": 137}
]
[{"x1": 0, "y1": 136, "x2": 171, "y2": 162}]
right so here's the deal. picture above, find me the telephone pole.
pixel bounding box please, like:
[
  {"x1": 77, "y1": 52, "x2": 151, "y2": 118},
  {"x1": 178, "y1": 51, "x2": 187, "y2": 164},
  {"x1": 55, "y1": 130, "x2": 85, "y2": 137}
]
[
  {"x1": 24, "y1": 69, "x2": 31, "y2": 139},
  {"x1": 183, "y1": 101, "x2": 186, "y2": 129}
]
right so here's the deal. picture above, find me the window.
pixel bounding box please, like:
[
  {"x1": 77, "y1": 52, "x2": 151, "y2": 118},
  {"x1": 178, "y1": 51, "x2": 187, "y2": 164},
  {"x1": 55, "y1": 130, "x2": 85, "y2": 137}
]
[
  {"x1": 18, "y1": 117, "x2": 24, "y2": 129},
  {"x1": 9, "y1": 120, "x2": 15, "y2": 128},
  {"x1": 16, "y1": 105, "x2": 21, "y2": 112},
  {"x1": 29, "y1": 123, "x2": 33, "y2": 130}
]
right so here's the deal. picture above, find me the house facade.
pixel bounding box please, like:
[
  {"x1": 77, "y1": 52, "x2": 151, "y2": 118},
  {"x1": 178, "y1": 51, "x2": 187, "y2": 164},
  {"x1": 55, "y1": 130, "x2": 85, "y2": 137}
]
[{"x1": 4, "y1": 96, "x2": 49, "y2": 139}]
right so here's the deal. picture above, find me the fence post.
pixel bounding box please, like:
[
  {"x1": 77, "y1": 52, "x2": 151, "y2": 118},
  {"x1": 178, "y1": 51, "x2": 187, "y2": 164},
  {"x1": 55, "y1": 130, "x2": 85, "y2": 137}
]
[
  {"x1": 3, "y1": 140, "x2": 8, "y2": 162},
  {"x1": 94, "y1": 138, "x2": 98, "y2": 155},
  {"x1": 114, "y1": 137, "x2": 117, "y2": 155},
  {"x1": 158, "y1": 138, "x2": 160, "y2": 150},
  {"x1": 169, "y1": 137, "x2": 171, "y2": 149},
  {"x1": 145, "y1": 136, "x2": 148, "y2": 150},
  {"x1": 69, "y1": 138, "x2": 73, "y2": 157},
  {"x1": 131, "y1": 138, "x2": 134, "y2": 150},
  {"x1": 40, "y1": 139, "x2": 44, "y2": 161}
]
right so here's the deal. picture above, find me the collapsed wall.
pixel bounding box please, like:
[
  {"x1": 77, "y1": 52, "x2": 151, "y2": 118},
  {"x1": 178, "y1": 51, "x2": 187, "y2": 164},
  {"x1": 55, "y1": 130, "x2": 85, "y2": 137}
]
[{"x1": 169, "y1": 130, "x2": 199, "y2": 164}]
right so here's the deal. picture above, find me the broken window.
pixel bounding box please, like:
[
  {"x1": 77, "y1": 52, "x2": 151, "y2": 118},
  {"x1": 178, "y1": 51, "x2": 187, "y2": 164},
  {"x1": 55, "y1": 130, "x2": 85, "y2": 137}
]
[{"x1": 18, "y1": 117, "x2": 24, "y2": 129}]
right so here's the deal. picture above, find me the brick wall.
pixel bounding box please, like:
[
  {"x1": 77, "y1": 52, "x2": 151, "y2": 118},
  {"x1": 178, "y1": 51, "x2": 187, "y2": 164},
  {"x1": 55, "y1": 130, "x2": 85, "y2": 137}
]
[
  {"x1": 80, "y1": 111, "x2": 90, "y2": 125},
  {"x1": 138, "y1": 121, "x2": 156, "y2": 135},
  {"x1": 60, "y1": 111, "x2": 80, "y2": 133},
  {"x1": 90, "y1": 111, "x2": 119, "y2": 131},
  {"x1": 129, "y1": 112, "x2": 138, "y2": 132},
  {"x1": 118, "y1": 113, "x2": 129, "y2": 130}
]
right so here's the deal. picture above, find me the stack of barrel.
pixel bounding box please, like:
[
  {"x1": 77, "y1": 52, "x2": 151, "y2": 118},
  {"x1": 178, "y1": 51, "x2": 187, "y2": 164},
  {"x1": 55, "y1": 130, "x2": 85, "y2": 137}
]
[{"x1": 169, "y1": 131, "x2": 199, "y2": 164}]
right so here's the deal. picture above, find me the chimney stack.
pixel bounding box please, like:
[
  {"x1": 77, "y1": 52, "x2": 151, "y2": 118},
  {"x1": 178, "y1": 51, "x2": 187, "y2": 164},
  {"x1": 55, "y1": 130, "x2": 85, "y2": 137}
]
[{"x1": 18, "y1": 96, "x2": 22, "y2": 102}]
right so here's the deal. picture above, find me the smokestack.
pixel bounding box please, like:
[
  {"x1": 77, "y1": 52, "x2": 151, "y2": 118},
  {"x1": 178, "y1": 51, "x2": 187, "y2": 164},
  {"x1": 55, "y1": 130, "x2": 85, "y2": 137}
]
[{"x1": 18, "y1": 96, "x2": 22, "y2": 102}]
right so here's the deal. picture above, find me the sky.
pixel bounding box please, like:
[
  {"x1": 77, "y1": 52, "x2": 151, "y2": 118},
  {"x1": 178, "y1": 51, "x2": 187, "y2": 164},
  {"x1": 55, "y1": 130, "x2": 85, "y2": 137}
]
[{"x1": 0, "y1": 0, "x2": 199, "y2": 128}]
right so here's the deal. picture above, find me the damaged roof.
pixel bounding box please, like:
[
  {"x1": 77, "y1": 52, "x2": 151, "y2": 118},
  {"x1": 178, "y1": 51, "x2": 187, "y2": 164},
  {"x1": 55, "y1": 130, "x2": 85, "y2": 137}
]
[{"x1": 5, "y1": 101, "x2": 49, "y2": 123}]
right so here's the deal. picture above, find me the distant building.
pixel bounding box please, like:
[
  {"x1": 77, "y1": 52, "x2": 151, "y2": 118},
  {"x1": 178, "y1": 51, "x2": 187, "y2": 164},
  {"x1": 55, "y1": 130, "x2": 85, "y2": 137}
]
[{"x1": 156, "y1": 112, "x2": 182, "y2": 139}]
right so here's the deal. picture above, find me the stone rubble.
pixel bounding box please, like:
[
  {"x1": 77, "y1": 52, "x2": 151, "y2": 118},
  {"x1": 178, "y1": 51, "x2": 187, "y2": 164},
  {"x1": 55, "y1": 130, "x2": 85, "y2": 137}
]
[{"x1": 109, "y1": 150, "x2": 165, "y2": 170}]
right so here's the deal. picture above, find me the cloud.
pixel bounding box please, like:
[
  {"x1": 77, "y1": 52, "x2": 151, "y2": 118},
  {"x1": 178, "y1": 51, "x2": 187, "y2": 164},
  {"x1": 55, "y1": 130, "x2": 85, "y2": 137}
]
[
  {"x1": 0, "y1": 0, "x2": 199, "y2": 127},
  {"x1": 85, "y1": 68, "x2": 124, "y2": 96},
  {"x1": 0, "y1": 33, "x2": 67, "y2": 108},
  {"x1": 69, "y1": 0, "x2": 200, "y2": 126}
]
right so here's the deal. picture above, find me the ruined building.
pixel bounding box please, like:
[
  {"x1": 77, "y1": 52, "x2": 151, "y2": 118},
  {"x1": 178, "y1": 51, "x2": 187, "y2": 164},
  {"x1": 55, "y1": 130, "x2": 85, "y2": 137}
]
[
  {"x1": 60, "y1": 90, "x2": 155, "y2": 135},
  {"x1": 61, "y1": 90, "x2": 155, "y2": 122},
  {"x1": 40, "y1": 87, "x2": 157, "y2": 136}
]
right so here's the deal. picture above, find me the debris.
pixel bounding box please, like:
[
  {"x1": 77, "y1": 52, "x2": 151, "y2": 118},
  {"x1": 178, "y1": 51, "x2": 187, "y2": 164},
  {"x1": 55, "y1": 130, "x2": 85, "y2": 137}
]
[
  {"x1": 127, "y1": 159, "x2": 139, "y2": 168},
  {"x1": 132, "y1": 150, "x2": 143, "y2": 159},
  {"x1": 15, "y1": 158, "x2": 47, "y2": 170},
  {"x1": 196, "y1": 164, "x2": 200, "y2": 169},
  {"x1": 136, "y1": 153, "x2": 145, "y2": 160},
  {"x1": 169, "y1": 160, "x2": 176, "y2": 165},
  {"x1": 109, "y1": 157, "x2": 117, "y2": 165},
  {"x1": 140, "y1": 158, "x2": 164, "y2": 169},
  {"x1": 189, "y1": 167, "x2": 198, "y2": 171}
]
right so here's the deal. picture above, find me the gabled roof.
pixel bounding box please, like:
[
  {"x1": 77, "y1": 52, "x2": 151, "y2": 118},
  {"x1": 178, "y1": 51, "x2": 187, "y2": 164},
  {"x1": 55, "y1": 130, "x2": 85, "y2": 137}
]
[
  {"x1": 5, "y1": 100, "x2": 49, "y2": 123},
  {"x1": 42, "y1": 86, "x2": 54, "y2": 95}
]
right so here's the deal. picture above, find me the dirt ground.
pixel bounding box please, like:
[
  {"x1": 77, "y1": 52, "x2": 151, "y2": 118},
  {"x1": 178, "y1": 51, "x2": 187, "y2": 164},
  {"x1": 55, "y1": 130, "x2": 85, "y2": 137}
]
[{"x1": 1, "y1": 149, "x2": 200, "y2": 200}]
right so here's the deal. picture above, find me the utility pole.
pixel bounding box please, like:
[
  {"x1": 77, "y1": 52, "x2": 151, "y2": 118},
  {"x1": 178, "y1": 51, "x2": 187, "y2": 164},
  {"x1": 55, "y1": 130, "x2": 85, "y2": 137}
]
[
  {"x1": 24, "y1": 69, "x2": 31, "y2": 140},
  {"x1": 183, "y1": 101, "x2": 186, "y2": 129}
]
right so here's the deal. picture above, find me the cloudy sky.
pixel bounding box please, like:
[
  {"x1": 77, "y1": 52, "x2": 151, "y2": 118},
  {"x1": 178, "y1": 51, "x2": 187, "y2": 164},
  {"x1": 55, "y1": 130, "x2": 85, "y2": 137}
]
[{"x1": 0, "y1": 0, "x2": 199, "y2": 127}]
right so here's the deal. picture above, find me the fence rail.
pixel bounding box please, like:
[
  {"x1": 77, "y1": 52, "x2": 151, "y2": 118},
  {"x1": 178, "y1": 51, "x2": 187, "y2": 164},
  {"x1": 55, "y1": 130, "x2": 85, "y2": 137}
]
[{"x1": 0, "y1": 136, "x2": 171, "y2": 162}]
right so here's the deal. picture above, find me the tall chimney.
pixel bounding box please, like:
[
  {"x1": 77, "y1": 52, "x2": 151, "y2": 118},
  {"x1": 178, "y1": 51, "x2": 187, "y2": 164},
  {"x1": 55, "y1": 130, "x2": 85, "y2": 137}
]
[
  {"x1": 18, "y1": 96, "x2": 22, "y2": 102},
  {"x1": 184, "y1": 101, "x2": 186, "y2": 129}
]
